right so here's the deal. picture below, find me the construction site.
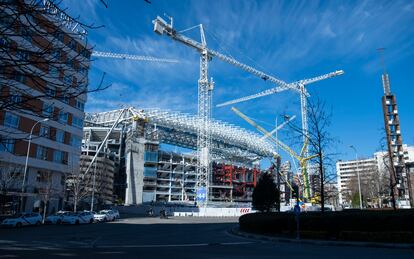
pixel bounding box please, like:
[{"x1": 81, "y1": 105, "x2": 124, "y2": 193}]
[
  {"x1": 75, "y1": 15, "x2": 343, "y2": 213},
  {"x1": 78, "y1": 15, "x2": 412, "y2": 213}
]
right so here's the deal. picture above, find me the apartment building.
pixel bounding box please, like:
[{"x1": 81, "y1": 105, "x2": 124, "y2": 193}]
[
  {"x1": 336, "y1": 158, "x2": 378, "y2": 206},
  {"x1": 0, "y1": 1, "x2": 90, "y2": 213},
  {"x1": 337, "y1": 145, "x2": 414, "y2": 207}
]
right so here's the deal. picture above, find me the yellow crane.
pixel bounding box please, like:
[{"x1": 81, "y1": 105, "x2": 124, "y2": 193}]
[{"x1": 231, "y1": 107, "x2": 318, "y2": 199}]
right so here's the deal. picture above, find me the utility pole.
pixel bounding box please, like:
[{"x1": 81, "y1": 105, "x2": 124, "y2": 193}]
[{"x1": 350, "y1": 145, "x2": 363, "y2": 209}]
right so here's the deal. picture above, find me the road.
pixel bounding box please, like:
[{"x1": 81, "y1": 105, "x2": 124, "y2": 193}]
[{"x1": 0, "y1": 216, "x2": 413, "y2": 258}]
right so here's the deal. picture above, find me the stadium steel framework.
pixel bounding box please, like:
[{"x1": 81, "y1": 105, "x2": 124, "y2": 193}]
[{"x1": 84, "y1": 107, "x2": 277, "y2": 205}]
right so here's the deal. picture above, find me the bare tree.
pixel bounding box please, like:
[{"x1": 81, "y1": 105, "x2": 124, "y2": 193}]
[
  {"x1": 65, "y1": 157, "x2": 108, "y2": 212},
  {"x1": 0, "y1": 0, "x2": 109, "y2": 144},
  {"x1": 286, "y1": 96, "x2": 338, "y2": 213},
  {"x1": 0, "y1": 161, "x2": 23, "y2": 214},
  {"x1": 36, "y1": 171, "x2": 61, "y2": 222},
  {"x1": 377, "y1": 135, "x2": 396, "y2": 209}
]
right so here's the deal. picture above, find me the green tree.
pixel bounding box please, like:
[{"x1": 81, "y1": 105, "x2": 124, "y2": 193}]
[
  {"x1": 351, "y1": 192, "x2": 361, "y2": 208},
  {"x1": 252, "y1": 173, "x2": 280, "y2": 212}
]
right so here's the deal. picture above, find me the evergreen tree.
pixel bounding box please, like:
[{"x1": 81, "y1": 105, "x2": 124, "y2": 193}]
[{"x1": 252, "y1": 173, "x2": 280, "y2": 212}]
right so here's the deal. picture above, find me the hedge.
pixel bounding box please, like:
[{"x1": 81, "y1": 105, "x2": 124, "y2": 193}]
[{"x1": 239, "y1": 210, "x2": 414, "y2": 243}]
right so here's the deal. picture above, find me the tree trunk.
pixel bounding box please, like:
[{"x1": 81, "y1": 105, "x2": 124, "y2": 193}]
[{"x1": 319, "y1": 155, "x2": 325, "y2": 213}]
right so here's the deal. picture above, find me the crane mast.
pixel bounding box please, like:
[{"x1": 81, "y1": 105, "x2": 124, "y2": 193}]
[{"x1": 231, "y1": 107, "x2": 318, "y2": 199}]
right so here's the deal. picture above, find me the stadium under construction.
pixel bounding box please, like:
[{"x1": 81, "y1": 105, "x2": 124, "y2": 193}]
[{"x1": 82, "y1": 107, "x2": 283, "y2": 207}]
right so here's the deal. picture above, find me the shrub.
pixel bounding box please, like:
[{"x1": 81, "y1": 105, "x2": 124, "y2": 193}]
[{"x1": 239, "y1": 210, "x2": 414, "y2": 243}]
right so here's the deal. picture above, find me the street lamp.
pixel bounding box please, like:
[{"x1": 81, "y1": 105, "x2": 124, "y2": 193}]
[
  {"x1": 20, "y1": 118, "x2": 49, "y2": 212},
  {"x1": 349, "y1": 145, "x2": 363, "y2": 209}
]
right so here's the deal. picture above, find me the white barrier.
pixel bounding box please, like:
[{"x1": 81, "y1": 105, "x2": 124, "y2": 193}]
[{"x1": 173, "y1": 207, "x2": 255, "y2": 217}]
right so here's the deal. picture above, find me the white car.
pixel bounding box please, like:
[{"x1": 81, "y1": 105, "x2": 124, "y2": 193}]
[
  {"x1": 111, "y1": 209, "x2": 120, "y2": 219},
  {"x1": 62, "y1": 211, "x2": 94, "y2": 225},
  {"x1": 99, "y1": 210, "x2": 115, "y2": 221},
  {"x1": 1, "y1": 212, "x2": 42, "y2": 228},
  {"x1": 44, "y1": 211, "x2": 70, "y2": 224},
  {"x1": 94, "y1": 211, "x2": 111, "y2": 222}
]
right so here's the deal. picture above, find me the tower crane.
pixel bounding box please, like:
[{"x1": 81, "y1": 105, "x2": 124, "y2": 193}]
[
  {"x1": 91, "y1": 50, "x2": 179, "y2": 63},
  {"x1": 231, "y1": 107, "x2": 318, "y2": 199},
  {"x1": 218, "y1": 70, "x2": 344, "y2": 172},
  {"x1": 152, "y1": 16, "x2": 295, "y2": 204}
]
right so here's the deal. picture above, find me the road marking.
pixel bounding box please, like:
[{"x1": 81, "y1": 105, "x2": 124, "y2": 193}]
[
  {"x1": 96, "y1": 241, "x2": 254, "y2": 249},
  {"x1": 219, "y1": 241, "x2": 254, "y2": 245},
  {"x1": 90, "y1": 236, "x2": 101, "y2": 248},
  {"x1": 98, "y1": 243, "x2": 210, "y2": 248}
]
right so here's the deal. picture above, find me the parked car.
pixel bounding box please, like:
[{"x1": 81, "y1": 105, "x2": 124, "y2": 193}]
[
  {"x1": 94, "y1": 211, "x2": 111, "y2": 222},
  {"x1": 44, "y1": 211, "x2": 70, "y2": 224},
  {"x1": 1, "y1": 212, "x2": 42, "y2": 228},
  {"x1": 99, "y1": 210, "x2": 116, "y2": 221},
  {"x1": 110, "y1": 209, "x2": 120, "y2": 219},
  {"x1": 62, "y1": 211, "x2": 94, "y2": 225}
]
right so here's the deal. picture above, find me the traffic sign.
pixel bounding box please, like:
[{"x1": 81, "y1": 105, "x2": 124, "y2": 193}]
[{"x1": 196, "y1": 187, "x2": 207, "y2": 202}]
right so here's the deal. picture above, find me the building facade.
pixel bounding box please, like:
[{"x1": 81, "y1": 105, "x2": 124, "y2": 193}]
[
  {"x1": 337, "y1": 145, "x2": 414, "y2": 208},
  {"x1": 336, "y1": 157, "x2": 378, "y2": 207},
  {"x1": 0, "y1": 1, "x2": 90, "y2": 213}
]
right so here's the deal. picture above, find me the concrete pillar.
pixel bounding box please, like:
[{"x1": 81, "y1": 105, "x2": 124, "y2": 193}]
[{"x1": 125, "y1": 137, "x2": 145, "y2": 205}]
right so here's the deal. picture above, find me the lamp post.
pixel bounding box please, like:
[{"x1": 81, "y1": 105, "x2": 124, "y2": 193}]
[
  {"x1": 20, "y1": 118, "x2": 49, "y2": 212},
  {"x1": 349, "y1": 145, "x2": 363, "y2": 209}
]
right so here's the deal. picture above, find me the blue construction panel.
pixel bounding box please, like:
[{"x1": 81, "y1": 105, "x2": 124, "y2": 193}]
[
  {"x1": 144, "y1": 151, "x2": 158, "y2": 162},
  {"x1": 144, "y1": 166, "x2": 157, "y2": 178}
]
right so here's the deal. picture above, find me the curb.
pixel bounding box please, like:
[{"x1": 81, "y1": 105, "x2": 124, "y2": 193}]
[{"x1": 230, "y1": 227, "x2": 414, "y2": 250}]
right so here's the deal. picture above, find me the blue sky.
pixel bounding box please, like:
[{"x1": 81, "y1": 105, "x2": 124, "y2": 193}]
[{"x1": 63, "y1": 0, "x2": 414, "y2": 168}]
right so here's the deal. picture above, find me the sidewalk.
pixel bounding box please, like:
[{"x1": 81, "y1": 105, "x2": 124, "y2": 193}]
[{"x1": 230, "y1": 227, "x2": 414, "y2": 250}]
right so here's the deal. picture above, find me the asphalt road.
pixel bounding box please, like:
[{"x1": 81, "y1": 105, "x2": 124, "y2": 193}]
[{"x1": 0, "y1": 216, "x2": 413, "y2": 258}]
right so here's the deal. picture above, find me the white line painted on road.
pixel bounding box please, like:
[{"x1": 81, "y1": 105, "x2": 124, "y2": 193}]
[
  {"x1": 98, "y1": 243, "x2": 210, "y2": 248},
  {"x1": 96, "y1": 241, "x2": 254, "y2": 249},
  {"x1": 219, "y1": 242, "x2": 255, "y2": 245}
]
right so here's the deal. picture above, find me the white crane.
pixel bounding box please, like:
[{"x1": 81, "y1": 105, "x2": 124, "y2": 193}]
[
  {"x1": 153, "y1": 16, "x2": 294, "y2": 204},
  {"x1": 92, "y1": 50, "x2": 179, "y2": 63},
  {"x1": 217, "y1": 70, "x2": 344, "y2": 160}
]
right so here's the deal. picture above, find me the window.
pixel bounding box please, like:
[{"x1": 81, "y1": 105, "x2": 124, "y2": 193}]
[
  {"x1": 58, "y1": 111, "x2": 68, "y2": 124},
  {"x1": 60, "y1": 95, "x2": 69, "y2": 104},
  {"x1": 0, "y1": 139, "x2": 15, "y2": 153},
  {"x1": 75, "y1": 99, "x2": 85, "y2": 111},
  {"x1": 4, "y1": 112, "x2": 19, "y2": 129},
  {"x1": 36, "y1": 171, "x2": 49, "y2": 182},
  {"x1": 54, "y1": 31, "x2": 64, "y2": 42},
  {"x1": 78, "y1": 66, "x2": 87, "y2": 76},
  {"x1": 70, "y1": 135, "x2": 81, "y2": 147},
  {"x1": 16, "y1": 50, "x2": 29, "y2": 61},
  {"x1": 0, "y1": 37, "x2": 10, "y2": 48},
  {"x1": 40, "y1": 125, "x2": 49, "y2": 138},
  {"x1": 42, "y1": 103, "x2": 53, "y2": 116},
  {"x1": 22, "y1": 29, "x2": 31, "y2": 43},
  {"x1": 68, "y1": 39, "x2": 76, "y2": 50},
  {"x1": 63, "y1": 75, "x2": 72, "y2": 85},
  {"x1": 56, "y1": 129, "x2": 64, "y2": 143},
  {"x1": 14, "y1": 72, "x2": 25, "y2": 83},
  {"x1": 53, "y1": 151, "x2": 67, "y2": 164},
  {"x1": 52, "y1": 50, "x2": 61, "y2": 60},
  {"x1": 49, "y1": 66, "x2": 59, "y2": 76},
  {"x1": 72, "y1": 116, "x2": 83, "y2": 129},
  {"x1": 36, "y1": 146, "x2": 48, "y2": 160},
  {"x1": 53, "y1": 150, "x2": 63, "y2": 163},
  {"x1": 10, "y1": 92, "x2": 22, "y2": 104},
  {"x1": 45, "y1": 87, "x2": 56, "y2": 97}
]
